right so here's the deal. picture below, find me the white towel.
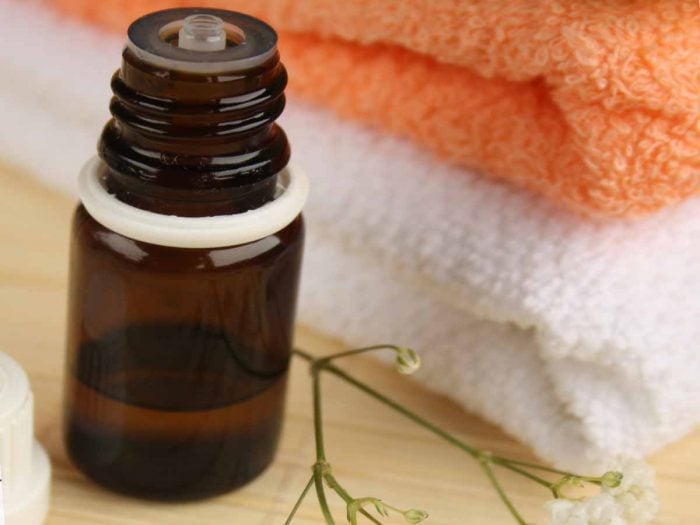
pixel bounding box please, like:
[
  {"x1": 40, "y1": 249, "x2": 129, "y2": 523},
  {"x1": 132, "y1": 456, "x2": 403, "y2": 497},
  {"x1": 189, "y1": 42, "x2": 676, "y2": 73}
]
[{"x1": 2, "y1": 0, "x2": 699, "y2": 470}]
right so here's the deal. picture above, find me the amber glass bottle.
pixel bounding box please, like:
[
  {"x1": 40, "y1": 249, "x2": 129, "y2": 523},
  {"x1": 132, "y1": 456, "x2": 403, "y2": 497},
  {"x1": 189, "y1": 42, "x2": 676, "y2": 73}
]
[{"x1": 63, "y1": 9, "x2": 305, "y2": 501}]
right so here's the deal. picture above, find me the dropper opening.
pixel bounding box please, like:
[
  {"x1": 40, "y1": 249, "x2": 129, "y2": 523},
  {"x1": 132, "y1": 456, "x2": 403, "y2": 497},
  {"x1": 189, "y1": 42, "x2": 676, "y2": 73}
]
[{"x1": 179, "y1": 15, "x2": 227, "y2": 51}]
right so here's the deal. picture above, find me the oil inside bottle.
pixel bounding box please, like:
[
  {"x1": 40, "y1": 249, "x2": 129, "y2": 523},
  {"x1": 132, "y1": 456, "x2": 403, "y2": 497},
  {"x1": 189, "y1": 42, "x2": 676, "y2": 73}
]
[{"x1": 66, "y1": 323, "x2": 287, "y2": 500}]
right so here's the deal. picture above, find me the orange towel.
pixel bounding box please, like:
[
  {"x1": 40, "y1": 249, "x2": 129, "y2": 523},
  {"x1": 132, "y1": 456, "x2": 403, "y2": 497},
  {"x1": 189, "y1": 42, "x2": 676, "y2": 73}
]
[{"x1": 50, "y1": 0, "x2": 700, "y2": 217}]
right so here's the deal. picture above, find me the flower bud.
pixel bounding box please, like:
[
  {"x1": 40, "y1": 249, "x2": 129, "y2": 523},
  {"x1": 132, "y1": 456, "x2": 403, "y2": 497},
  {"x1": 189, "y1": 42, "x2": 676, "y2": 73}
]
[
  {"x1": 395, "y1": 347, "x2": 421, "y2": 375},
  {"x1": 403, "y1": 509, "x2": 429, "y2": 524},
  {"x1": 601, "y1": 470, "x2": 623, "y2": 488}
]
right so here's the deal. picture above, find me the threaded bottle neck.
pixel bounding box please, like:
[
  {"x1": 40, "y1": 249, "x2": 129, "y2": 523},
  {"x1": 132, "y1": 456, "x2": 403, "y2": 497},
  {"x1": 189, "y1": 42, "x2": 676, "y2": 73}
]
[{"x1": 98, "y1": 9, "x2": 290, "y2": 218}]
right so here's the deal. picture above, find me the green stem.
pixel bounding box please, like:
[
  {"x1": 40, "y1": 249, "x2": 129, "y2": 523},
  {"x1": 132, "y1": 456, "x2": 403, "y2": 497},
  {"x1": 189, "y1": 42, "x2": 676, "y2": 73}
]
[
  {"x1": 358, "y1": 508, "x2": 384, "y2": 525},
  {"x1": 309, "y1": 352, "x2": 385, "y2": 524},
  {"x1": 492, "y1": 458, "x2": 554, "y2": 491},
  {"x1": 316, "y1": 345, "x2": 401, "y2": 367},
  {"x1": 312, "y1": 370, "x2": 327, "y2": 462},
  {"x1": 324, "y1": 472, "x2": 383, "y2": 525},
  {"x1": 305, "y1": 350, "x2": 391, "y2": 524},
  {"x1": 310, "y1": 363, "x2": 335, "y2": 523},
  {"x1": 295, "y1": 348, "x2": 567, "y2": 524},
  {"x1": 492, "y1": 458, "x2": 573, "y2": 477},
  {"x1": 313, "y1": 464, "x2": 335, "y2": 525},
  {"x1": 296, "y1": 350, "x2": 479, "y2": 458},
  {"x1": 323, "y1": 471, "x2": 353, "y2": 503},
  {"x1": 285, "y1": 475, "x2": 314, "y2": 525},
  {"x1": 479, "y1": 459, "x2": 529, "y2": 525}
]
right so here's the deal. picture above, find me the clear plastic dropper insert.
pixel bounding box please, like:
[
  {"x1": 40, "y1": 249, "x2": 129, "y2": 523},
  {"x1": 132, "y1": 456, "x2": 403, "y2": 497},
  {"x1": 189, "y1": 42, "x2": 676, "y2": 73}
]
[{"x1": 178, "y1": 14, "x2": 228, "y2": 52}]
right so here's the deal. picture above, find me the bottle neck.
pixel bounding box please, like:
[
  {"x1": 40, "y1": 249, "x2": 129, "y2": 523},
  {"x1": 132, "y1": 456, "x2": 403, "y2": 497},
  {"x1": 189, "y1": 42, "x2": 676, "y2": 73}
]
[{"x1": 98, "y1": 47, "x2": 290, "y2": 217}]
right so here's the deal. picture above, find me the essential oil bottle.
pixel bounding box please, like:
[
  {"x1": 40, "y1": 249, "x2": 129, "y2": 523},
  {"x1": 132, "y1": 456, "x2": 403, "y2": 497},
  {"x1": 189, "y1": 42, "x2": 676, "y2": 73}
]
[{"x1": 63, "y1": 8, "x2": 307, "y2": 501}]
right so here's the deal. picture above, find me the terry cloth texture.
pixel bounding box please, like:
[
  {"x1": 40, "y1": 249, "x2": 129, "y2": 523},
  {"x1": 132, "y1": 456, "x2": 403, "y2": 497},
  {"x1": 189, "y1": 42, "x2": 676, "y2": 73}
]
[
  {"x1": 2, "y1": 1, "x2": 699, "y2": 469},
  {"x1": 50, "y1": 0, "x2": 700, "y2": 218}
]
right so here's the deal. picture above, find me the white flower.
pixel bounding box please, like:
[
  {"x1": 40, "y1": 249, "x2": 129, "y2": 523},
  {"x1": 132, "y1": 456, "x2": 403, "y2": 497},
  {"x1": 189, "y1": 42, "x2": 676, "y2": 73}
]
[
  {"x1": 546, "y1": 494, "x2": 626, "y2": 525},
  {"x1": 546, "y1": 460, "x2": 658, "y2": 525},
  {"x1": 607, "y1": 460, "x2": 659, "y2": 524}
]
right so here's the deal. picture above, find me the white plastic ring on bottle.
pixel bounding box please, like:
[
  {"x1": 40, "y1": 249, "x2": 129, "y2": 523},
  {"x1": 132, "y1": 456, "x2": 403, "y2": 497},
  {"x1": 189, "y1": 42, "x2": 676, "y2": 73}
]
[{"x1": 78, "y1": 156, "x2": 309, "y2": 249}]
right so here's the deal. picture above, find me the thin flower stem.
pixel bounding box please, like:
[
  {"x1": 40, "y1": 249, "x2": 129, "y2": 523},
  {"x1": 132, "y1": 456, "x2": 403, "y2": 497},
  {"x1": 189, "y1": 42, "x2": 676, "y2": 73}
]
[
  {"x1": 491, "y1": 458, "x2": 554, "y2": 491},
  {"x1": 295, "y1": 349, "x2": 480, "y2": 458},
  {"x1": 324, "y1": 472, "x2": 383, "y2": 525},
  {"x1": 313, "y1": 465, "x2": 336, "y2": 525},
  {"x1": 323, "y1": 471, "x2": 353, "y2": 503},
  {"x1": 358, "y1": 509, "x2": 384, "y2": 525},
  {"x1": 316, "y1": 345, "x2": 401, "y2": 367},
  {"x1": 479, "y1": 459, "x2": 529, "y2": 525},
  {"x1": 312, "y1": 370, "x2": 327, "y2": 462},
  {"x1": 294, "y1": 348, "x2": 570, "y2": 524},
  {"x1": 285, "y1": 475, "x2": 314, "y2": 525},
  {"x1": 492, "y1": 458, "x2": 574, "y2": 477},
  {"x1": 381, "y1": 502, "x2": 404, "y2": 514},
  {"x1": 308, "y1": 352, "x2": 384, "y2": 525},
  {"x1": 310, "y1": 365, "x2": 335, "y2": 523}
]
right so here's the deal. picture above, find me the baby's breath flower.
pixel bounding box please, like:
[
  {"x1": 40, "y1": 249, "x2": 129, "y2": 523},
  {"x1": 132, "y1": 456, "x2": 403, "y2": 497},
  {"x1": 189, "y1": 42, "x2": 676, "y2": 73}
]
[
  {"x1": 607, "y1": 460, "x2": 658, "y2": 523},
  {"x1": 394, "y1": 347, "x2": 421, "y2": 375},
  {"x1": 546, "y1": 494, "x2": 625, "y2": 525},
  {"x1": 545, "y1": 460, "x2": 658, "y2": 525},
  {"x1": 403, "y1": 508, "x2": 429, "y2": 524}
]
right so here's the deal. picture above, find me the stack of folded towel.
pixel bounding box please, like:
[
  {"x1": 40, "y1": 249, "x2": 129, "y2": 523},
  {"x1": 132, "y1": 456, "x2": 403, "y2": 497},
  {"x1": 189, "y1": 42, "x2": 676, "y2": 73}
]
[{"x1": 2, "y1": 0, "x2": 698, "y2": 470}]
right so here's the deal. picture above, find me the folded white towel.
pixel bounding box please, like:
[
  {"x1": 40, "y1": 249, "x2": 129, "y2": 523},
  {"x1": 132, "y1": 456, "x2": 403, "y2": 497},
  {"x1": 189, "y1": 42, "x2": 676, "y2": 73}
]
[{"x1": 2, "y1": 0, "x2": 699, "y2": 469}]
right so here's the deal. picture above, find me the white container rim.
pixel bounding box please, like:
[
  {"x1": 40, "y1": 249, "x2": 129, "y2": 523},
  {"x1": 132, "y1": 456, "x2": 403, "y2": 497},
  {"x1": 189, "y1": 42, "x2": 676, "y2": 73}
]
[{"x1": 78, "y1": 156, "x2": 309, "y2": 248}]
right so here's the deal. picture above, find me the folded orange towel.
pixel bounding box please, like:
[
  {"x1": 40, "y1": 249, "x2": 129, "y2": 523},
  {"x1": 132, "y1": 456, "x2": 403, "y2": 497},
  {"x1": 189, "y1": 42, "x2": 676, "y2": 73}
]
[{"x1": 50, "y1": 0, "x2": 700, "y2": 217}]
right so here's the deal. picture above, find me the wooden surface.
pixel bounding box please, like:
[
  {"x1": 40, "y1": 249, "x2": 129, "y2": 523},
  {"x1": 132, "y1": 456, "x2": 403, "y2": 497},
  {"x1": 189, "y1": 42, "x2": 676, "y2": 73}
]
[{"x1": 0, "y1": 162, "x2": 698, "y2": 525}]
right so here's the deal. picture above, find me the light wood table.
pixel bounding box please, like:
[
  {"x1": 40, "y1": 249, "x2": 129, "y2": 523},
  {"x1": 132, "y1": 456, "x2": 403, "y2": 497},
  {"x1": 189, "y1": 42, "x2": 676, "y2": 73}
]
[{"x1": 0, "y1": 163, "x2": 697, "y2": 524}]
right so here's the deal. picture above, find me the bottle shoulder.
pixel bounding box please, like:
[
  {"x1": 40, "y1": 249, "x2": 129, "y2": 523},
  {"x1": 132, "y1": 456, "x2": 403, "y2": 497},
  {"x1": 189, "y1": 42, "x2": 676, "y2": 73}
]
[{"x1": 72, "y1": 204, "x2": 304, "y2": 273}]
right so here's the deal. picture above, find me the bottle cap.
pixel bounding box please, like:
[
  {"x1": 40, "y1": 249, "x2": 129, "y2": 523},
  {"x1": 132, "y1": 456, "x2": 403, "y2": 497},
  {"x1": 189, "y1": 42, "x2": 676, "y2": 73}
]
[
  {"x1": 127, "y1": 8, "x2": 277, "y2": 73},
  {"x1": 0, "y1": 353, "x2": 50, "y2": 525}
]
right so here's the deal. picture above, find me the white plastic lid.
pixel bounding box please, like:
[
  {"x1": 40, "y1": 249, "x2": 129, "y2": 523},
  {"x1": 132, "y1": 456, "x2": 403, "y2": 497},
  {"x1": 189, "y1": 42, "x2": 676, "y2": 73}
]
[{"x1": 0, "y1": 353, "x2": 50, "y2": 525}]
